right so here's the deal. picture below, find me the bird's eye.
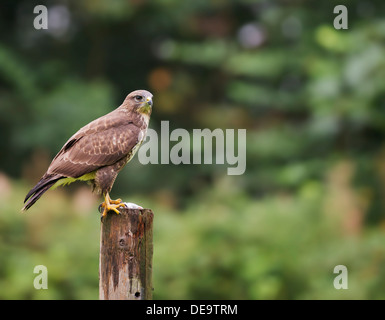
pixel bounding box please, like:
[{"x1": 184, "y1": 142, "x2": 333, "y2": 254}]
[{"x1": 134, "y1": 95, "x2": 143, "y2": 102}]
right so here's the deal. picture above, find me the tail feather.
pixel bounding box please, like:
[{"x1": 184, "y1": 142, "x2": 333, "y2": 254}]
[{"x1": 22, "y1": 174, "x2": 62, "y2": 211}]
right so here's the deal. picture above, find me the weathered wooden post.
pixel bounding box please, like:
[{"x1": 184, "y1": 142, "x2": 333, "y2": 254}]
[{"x1": 99, "y1": 208, "x2": 153, "y2": 300}]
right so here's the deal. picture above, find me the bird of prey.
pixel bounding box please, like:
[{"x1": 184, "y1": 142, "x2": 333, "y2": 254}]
[{"x1": 22, "y1": 90, "x2": 153, "y2": 217}]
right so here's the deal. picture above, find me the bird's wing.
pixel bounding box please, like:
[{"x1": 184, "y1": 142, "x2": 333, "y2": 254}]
[{"x1": 47, "y1": 116, "x2": 141, "y2": 178}]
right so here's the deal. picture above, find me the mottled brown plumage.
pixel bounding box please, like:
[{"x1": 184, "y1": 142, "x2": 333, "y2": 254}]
[{"x1": 23, "y1": 90, "x2": 153, "y2": 216}]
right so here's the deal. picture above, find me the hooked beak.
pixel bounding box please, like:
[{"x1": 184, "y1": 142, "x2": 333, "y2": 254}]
[{"x1": 146, "y1": 97, "x2": 153, "y2": 106}]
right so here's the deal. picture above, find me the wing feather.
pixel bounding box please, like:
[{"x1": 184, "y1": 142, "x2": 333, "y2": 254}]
[{"x1": 47, "y1": 112, "x2": 140, "y2": 178}]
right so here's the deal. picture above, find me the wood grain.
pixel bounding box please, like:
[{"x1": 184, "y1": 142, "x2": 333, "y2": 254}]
[{"x1": 99, "y1": 208, "x2": 153, "y2": 300}]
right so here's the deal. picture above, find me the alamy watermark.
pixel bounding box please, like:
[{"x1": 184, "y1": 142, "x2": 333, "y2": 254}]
[
  {"x1": 34, "y1": 4, "x2": 349, "y2": 32},
  {"x1": 138, "y1": 121, "x2": 247, "y2": 175},
  {"x1": 33, "y1": 265, "x2": 48, "y2": 290},
  {"x1": 333, "y1": 5, "x2": 348, "y2": 30},
  {"x1": 33, "y1": 5, "x2": 48, "y2": 30},
  {"x1": 333, "y1": 265, "x2": 348, "y2": 289}
]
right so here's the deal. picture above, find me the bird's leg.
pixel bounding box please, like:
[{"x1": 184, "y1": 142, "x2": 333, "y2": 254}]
[{"x1": 99, "y1": 192, "x2": 126, "y2": 218}]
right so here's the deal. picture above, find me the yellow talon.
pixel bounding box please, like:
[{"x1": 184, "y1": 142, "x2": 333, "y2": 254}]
[
  {"x1": 100, "y1": 193, "x2": 125, "y2": 218},
  {"x1": 109, "y1": 198, "x2": 122, "y2": 205}
]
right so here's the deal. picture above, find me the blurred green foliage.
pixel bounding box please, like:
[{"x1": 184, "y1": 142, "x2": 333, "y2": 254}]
[{"x1": 1, "y1": 0, "x2": 385, "y2": 299}]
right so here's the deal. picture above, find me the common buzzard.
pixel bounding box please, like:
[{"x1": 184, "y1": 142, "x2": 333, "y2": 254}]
[{"x1": 23, "y1": 90, "x2": 153, "y2": 217}]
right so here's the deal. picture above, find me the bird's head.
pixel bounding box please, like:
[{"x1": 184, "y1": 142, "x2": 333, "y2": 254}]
[{"x1": 124, "y1": 90, "x2": 153, "y2": 116}]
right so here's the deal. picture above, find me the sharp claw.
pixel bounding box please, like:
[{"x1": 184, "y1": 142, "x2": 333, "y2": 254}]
[
  {"x1": 99, "y1": 202, "x2": 125, "y2": 219},
  {"x1": 109, "y1": 207, "x2": 120, "y2": 215}
]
